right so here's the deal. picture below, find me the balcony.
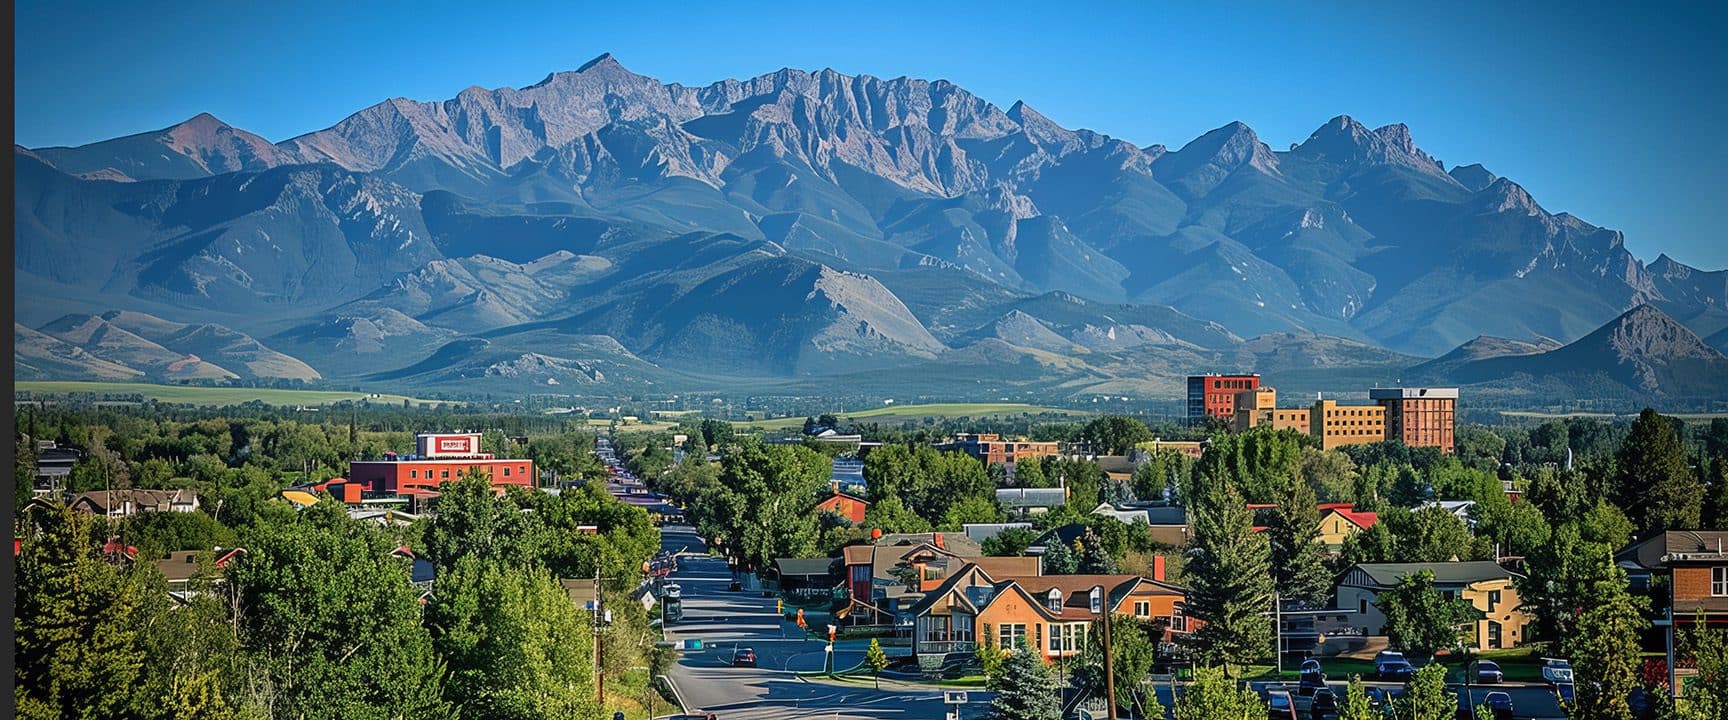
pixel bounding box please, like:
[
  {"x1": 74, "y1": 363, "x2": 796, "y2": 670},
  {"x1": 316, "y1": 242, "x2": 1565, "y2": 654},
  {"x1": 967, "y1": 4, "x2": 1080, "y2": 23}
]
[{"x1": 916, "y1": 640, "x2": 976, "y2": 655}]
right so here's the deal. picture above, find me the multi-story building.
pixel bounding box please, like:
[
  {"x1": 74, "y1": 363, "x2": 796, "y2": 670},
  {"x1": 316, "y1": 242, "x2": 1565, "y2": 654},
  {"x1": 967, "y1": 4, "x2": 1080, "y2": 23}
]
[
  {"x1": 1310, "y1": 400, "x2": 1388, "y2": 450},
  {"x1": 348, "y1": 432, "x2": 535, "y2": 495},
  {"x1": 1371, "y1": 387, "x2": 1459, "y2": 453},
  {"x1": 1187, "y1": 374, "x2": 1260, "y2": 425},
  {"x1": 1232, "y1": 387, "x2": 1312, "y2": 433},
  {"x1": 934, "y1": 433, "x2": 1060, "y2": 470}
]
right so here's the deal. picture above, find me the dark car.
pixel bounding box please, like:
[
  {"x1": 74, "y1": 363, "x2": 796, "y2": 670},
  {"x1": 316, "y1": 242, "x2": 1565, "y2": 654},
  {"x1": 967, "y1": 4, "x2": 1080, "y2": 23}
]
[
  {"x1": 732, "y1": 647, "x2": 756, "y2": 667},
  {"x1": 1376, "y1": 659, "x2": 1416, "y2": 682},
  {"x1": 1475, "y1": 660, "x2": 1504, "y2": 684},
  {"x1": 1482, "y1": 692, "x2": 1514, "y2": 720},
  {"x1": 1268, "y1": 690, "x2": 1298, "y2": 720},
  {"x1": 1364, "y1": 687, "x2": 1400, "y2": 710},
  {"x1": 1309, "y1": 688, "x2": 1339, "y2": 720},
  {"x1": 667, "y1": 714, "x2": 717, "y2": 720}
]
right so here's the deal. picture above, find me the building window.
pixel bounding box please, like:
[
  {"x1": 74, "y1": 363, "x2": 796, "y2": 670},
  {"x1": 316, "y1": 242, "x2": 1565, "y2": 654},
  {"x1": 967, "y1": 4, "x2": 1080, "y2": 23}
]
[
  {"x1": 503, "y1": 468, "x2": 511, "y2": 477},
  {"x1": 441, "y1": 469, "x2": 450, "y2": 478},
  {"x1": 410, "y1": 470, "x2": 418, "y2": 478},
  {"x1": 1715, "y1": 567, "x2": 1728, "y2": 597},
  {"x1": 999, "y1": 623, "x2": 1027, "y2": 651},
  {"x1": 1170, "y1": 602, "x2": 1187, "y2": 632},
  {"x1": 1488, "y1": 590, "x2": 1501, "y2": 612},
  {"x1": 1089, "y1": 588, "x2": 1103, "y2": 614},
  {"x1": 1047, "y1": 589, "x2": 1064, "y2": 613},
  {"x1": 1134, "y1": 601, "x2": 1151, "y2": 617},
  {"x1": 1487, "y1": 621, "x2": 1502, "y2": 650}
]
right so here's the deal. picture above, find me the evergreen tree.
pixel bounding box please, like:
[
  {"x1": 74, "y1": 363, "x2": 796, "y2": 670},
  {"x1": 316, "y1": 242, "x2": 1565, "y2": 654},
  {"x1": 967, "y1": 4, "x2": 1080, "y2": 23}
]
[
  {"x1": 1374, "y1": 570, "x2": 1478, "y2": 659},
  {"x1": 988, "y1": 639, "x2": 1060, "y2": 720},
  {"x1": 975, "y1": 637, "x2": 1008, "y2": 689},
  {"x1": 1616, "y1": 408, "x2": 1704, "y2": 532},
  {"x1": 865, "y1": 638, "x2": 889, "y2": 689},
  {"x1": 14, "y1": 505, "x2": 151, "y2": 720},
  {"x1": 1564, "y1": 565, "x2": 1648, "y2": 720},
  {"x1": 1041, "y1": 536, "x2": 1079, "y2": 574},
  {"x1": 1182, "y1": 483, "x2": 1274, "y2": 673},
  {"x1": 1172, "y1": 665, "x2": 1265, "y2": 720},
  {"x1": 1077, "y1": 528, "x2": 1117, "y2": 574},
  {"x1": 1515, "y1": 523, "x2": 1619, "y2": 643},
  {"x1": 1266, "y1": 475, "x2": 1330, "y2": 603}
]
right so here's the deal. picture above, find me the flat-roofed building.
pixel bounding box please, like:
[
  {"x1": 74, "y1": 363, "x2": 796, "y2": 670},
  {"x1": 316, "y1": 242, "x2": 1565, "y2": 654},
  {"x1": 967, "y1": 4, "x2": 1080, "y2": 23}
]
[
  {"x1": 1371, "y1": 387, "x2": 1459, "y2": 453},
  {"x1": 1310, "y1": 400, "x2": 1387, "y2": 450},
  {"x1": 1187, "y1": 373, "x2": 1260, "y2": 425},
  {"x1": 1232, "y1": 387, "x2": 1312, "y2": 433}
]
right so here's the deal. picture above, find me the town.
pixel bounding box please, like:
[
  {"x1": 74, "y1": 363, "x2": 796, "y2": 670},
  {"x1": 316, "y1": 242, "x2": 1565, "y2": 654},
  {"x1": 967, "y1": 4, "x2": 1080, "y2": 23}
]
[{"x1": 11, "y1": 375, "x2": 1728, "y2": 720}]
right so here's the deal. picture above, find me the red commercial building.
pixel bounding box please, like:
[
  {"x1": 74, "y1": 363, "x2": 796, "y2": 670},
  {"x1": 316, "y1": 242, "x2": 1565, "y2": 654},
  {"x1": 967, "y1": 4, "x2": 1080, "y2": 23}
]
[
  {"x1": 348, "y1": 432, "x2": 535, "y2": 495},
  {"x1": 1188, "y1": 374, "x2": 1260, "y2": 424},
  {"x1": 1370, "y1": 388, "x2": 1458, "y2": 453}
]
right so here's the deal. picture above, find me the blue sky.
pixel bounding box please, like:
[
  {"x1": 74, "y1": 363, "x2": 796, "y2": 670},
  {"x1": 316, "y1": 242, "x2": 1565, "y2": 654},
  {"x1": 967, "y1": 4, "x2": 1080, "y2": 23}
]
[{"x1": 15, "y1": 0, "x2": 1727, "y2": 268}]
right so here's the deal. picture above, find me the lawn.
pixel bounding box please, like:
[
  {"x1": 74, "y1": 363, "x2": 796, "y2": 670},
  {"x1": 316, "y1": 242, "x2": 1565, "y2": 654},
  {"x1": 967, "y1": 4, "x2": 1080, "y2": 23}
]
[
  {"x1": 15, "y1": 381, "x2": 443, "y2": 407},
  {"x1": 736, "y1": 402, "x2": 1089, "y2": 430}
]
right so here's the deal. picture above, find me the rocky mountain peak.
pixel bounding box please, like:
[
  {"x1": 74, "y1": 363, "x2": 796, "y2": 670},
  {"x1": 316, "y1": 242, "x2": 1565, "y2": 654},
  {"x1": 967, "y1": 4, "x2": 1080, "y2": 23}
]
[
  {"x1": 1475, "y1": 177, "x2": 1543, "y2": 215},
  {"x1": 1449, "y1": 163, "x2": 1498, "y2": 192}
]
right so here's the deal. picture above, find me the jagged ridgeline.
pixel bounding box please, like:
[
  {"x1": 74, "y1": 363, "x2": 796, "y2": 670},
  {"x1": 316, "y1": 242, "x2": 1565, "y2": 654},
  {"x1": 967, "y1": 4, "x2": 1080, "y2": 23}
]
[{"x1": 15, "y1": 55, "x2": 1728, "y2": 400}]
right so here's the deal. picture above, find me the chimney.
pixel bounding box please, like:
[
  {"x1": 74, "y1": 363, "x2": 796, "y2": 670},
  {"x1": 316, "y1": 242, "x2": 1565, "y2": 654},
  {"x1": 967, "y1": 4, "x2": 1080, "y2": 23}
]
[
  {"x1": 1152, "y1": 555, "x2": 1166, "y2": 582},
  {"x1": 934, "y1": 534, "x2": 944, "y2": 550}
]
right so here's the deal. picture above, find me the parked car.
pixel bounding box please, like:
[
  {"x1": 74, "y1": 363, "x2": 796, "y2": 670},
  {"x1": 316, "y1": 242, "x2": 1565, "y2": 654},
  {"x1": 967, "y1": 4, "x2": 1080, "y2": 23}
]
[
  {"x1": 732, "y1": 647, "x2": 756, "y2": 667},
  {"x1": 1474, "y1": 660, "x2": 1504, "y2": 684},
  {"x1": 666, "y1": 714, "x2": 717, "y2": 720},
  {"x1": 1482, "y1": 692, "x2": 1514, "y2": 720},
  {"x1": 1541, "y1": 658, "x2": 1574, "y2": 686},
  {"x1": 1364, "y1": 687, "x2": 1399, "y2": 709},
  {"x1": 1375, "y1": 658, "x2": 1416, "y2": 682},
  {"x1": 1268, "y1": 690, "x2": 1298, "y2": 720},
  {"x1": 1374, "y1": 651, "x2": 1406, "y2": 666},
  {"x1": 1309, "y1": 688, "x2": 1339, "y2": 720},
  {"x1": 1299, "y1": 659, "x2": 1324, "y2": 675}
]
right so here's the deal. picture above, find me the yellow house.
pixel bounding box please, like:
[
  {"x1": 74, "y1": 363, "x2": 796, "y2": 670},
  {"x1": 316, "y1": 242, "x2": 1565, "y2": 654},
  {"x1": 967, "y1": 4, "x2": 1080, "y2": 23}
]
[
  {"x1": 1336, "y1": 562, "x2": 1531, "y2": 651},
  {"x1": 1315, "y1": 504, "x2": 1379, "y2": 548}
]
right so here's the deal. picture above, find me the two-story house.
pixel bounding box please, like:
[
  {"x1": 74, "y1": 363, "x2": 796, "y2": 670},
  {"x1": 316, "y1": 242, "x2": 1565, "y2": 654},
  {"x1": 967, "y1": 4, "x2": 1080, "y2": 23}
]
[
  {"x1": 1335, "y1": 561, "x2": 1531, "y2": 650},
  {"x1": 1615, "y1": 530, "x2": 1728, "y2": 696},
  {"x1": 906, "y1": 562, "x2": 1194, "y2": 662},
  {"x1": 1250, "y1": 502, "x2": 1378, "y2": 551}
]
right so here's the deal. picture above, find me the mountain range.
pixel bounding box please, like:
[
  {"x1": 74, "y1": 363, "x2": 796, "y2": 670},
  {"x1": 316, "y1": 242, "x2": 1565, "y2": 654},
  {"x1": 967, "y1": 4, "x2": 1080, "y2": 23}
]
[{"x1": 15, "y1": 55, "x2": 1728, "y2": 405}]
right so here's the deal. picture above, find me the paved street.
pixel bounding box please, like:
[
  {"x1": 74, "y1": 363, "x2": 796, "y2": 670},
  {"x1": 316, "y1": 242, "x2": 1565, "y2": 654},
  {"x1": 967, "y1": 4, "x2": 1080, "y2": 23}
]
[{"x1": 657, "y1": 525, "x2": 977, "y2": 719}]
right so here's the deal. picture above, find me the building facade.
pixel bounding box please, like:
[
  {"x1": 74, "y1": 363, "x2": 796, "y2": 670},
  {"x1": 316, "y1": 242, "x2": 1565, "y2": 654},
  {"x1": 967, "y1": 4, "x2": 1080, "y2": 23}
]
[
  {"x1": 1232, "y1": 387, "x2": 1312, "y2": 433},
  {"x1": 1336, "y1": 562, "x2": 1531, "y2": 650},
  {"x1": 1187, "y1": 374, "x2": 1261, "y2": 424},
  {"x1": 1371, "y1": 388, "x2": 1459, "y2": 453},
  {"x1": 935, "y1": 433, "x2": 1061, "y2": 470},
  {"x1": 348, "y1": 432, "x2": 535, "y2": 495},
  {"x1": 1310, "y1": 400, "x2": 1388, "y2": 450}
]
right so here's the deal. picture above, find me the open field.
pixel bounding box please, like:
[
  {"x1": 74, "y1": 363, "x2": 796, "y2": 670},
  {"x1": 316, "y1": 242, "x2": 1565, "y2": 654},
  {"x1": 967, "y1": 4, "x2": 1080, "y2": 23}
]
[
  {"x1": 1500, "y1": 410, "x2": 1728, "y2": 421},
  {"x1": 736, "y1": 402, "x2": 1089, "y2": 430},
  {"x1": 14, "y1": 381, "x2": 444, "y2": 407}
]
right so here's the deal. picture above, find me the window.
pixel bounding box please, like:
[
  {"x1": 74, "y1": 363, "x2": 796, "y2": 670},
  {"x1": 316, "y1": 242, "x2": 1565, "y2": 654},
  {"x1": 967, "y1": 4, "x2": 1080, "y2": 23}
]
[
  {"x1": 503, "y1": 467, "x2": 511, "y2": 477},
  {"x1": 1047, "y1": 589, "x2": 1064, "y2": 613},
  {"x1": 1488, "y1": 590, "x2": 1501, "y2": 612},
  {"x1": 1715, "y1": 567, "x2": 1728, "y2": 597},
  {"x1": 1487, "y1": 621, "x2": 1502, "y2": 650},
  {"x1": 1169, "y1": 602, "x2": 1187, "y2": 632},
  {"x1": 410, "y1": 470, "x2": 418, "y2": 478},
  {"x1": 1359, "y1": 598, "x2": 1368, "y2": 615},
  {"x1": 1089, "y1": 588, "x2": 1103, "y2": 614},
  {"x1": 999, "y1": 623, "x2": 1027, "y2": 651},
  {"x1": 1134, "y1": 601, "x2": 1151, "y2": 618},
  {"x1": 851, "y1": 566, "x2": 869, "y2": 582},
  {"x1": 441, "y1": 469, "x2": 450, "y2": 478}
]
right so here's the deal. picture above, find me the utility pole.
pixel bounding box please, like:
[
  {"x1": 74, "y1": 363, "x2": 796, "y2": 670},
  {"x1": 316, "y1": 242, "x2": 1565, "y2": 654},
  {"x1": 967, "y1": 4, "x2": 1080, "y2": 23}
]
[
  {"x1": 1274, "y1": 591, "x2": 1283, "y2": 676},
  {"x1": 1101, "y1": 586, "x2": 1118, "y2": 720}
]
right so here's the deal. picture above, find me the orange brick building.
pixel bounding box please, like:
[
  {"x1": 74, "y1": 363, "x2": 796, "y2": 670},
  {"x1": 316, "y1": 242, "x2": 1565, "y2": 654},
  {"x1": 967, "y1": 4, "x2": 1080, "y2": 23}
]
[
  {"x1": 1371, "y1": 388, "x2": 1459, "y2": 453},
  {"x1": 1310, "y1": 400, "x2": 1388, "y2": 450},
  {"x1": 934, "y1": 434, "x2": 1060, "y2": 469},
  {"x1": 348, "y1": 432, "x2": 534, "y2": 495},
  {"x1": 1188, "y1": 373, "x2": 1260, "y2": 424}
]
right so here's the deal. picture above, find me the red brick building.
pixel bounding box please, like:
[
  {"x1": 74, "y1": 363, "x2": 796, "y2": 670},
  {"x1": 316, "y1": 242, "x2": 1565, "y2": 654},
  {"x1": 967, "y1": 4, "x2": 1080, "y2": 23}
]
[
  {"x1": 933, "y1": 433, "x2": 1061, "y2": 469},
  {"x1": 348, "y1": 432, "x2": 535, "y2": 495},
  {"x1": 1371, "y1": 387, "x2": 1459, "y2": 453},
  {"x1": 1188, "y1": 374, "x2": 1260, "y2": 424}
]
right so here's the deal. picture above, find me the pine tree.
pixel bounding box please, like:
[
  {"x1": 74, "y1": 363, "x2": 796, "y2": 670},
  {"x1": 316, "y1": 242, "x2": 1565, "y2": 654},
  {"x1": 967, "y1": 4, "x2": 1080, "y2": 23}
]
[
  {"x1": 989, "y1": 639, "x2": 1060, "y2": 720},
  {"x1": 1042, "y1": 536, "x2": 1079, "y2": 575},
  {"x1": 1616, "y1": 408, "x2": 1704, "y2": 532},
  {"x1": 1077, "y1": 528, "x2": 1117, "y2": 574},
  {"x1": 1182, "y1": 482, "x2": 1274, "y2": 674},
  {"x1": 1266, "y1": 475, "x2": 1330, "y2": 603},
  {"x1": 1564, "y1": 564, "x2": 1648, "y2": 720}
]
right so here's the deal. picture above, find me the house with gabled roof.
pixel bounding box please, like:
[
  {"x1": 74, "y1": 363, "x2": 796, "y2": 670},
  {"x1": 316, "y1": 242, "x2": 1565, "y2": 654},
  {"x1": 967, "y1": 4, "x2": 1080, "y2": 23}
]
[
  {"x1": 1249, "y1": 502, "x2": 1378, "y2": 549},
  {"x1": 1335, "y1": 561, "x2": 1529, "y2": 650},
  {"x1": 905, "y1": 562, "x2": 1195, "y2": 662}
]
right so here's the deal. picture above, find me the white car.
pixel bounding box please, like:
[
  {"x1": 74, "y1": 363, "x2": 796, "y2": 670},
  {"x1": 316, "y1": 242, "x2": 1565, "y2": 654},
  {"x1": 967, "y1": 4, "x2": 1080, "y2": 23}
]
[{"x1": 1541, "y1": 658, "x2": 1574, "y2": 685}]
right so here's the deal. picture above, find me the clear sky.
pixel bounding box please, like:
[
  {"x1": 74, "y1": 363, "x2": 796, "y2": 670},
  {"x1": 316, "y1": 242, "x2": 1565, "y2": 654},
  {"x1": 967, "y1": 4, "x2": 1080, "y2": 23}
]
[{"x1": 14, "y1": 0, "x2": 1727, "y2": 268}]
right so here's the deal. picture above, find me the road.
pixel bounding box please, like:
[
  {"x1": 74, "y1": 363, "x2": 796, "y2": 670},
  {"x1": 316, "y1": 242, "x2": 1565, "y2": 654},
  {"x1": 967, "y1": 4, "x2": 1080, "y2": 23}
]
[{"x1": 657, "y1": 525, "x2": 979, "y2": 719}]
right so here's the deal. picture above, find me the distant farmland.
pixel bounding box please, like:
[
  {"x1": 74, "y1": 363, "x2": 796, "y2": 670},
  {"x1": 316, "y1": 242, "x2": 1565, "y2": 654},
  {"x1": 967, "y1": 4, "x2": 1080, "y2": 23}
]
[
  {"x1": 736, "y1": 402, "x2": 1088, "y2": 430},
  {"x1": 14, "y1": 381, "x2": 444, "y2": 408}
]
